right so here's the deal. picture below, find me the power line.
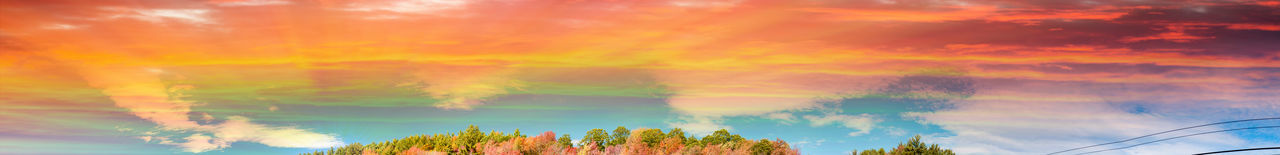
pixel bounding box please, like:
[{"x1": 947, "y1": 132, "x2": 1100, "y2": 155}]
[
  {"x1": 1194, "y1": 147, "x2": 1280, "y2": 155},
  {"x1": 1048, "y1": 117, "x2": 1280, "y2": 155},
  {"x1": 1074, "y1": 125, "x2": 1280, "y2": 155}
]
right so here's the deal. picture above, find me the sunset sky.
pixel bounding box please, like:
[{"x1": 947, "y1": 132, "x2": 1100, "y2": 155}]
[{"x1": 2, "y1": 0, "x2": 1279, "y2": 154}]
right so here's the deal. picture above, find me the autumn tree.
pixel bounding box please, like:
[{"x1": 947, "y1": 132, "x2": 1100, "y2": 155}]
[{"x1": 301, "y1": 125, "x2": 806, "y2": 155}]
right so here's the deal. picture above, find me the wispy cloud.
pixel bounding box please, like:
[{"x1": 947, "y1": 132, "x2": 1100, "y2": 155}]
[
  {"x1": 668, "y1": 116, "x2": 734, "y2": 135},
  {"x1": 209, "y1": 0, "x2": 291, "y2": 7},
  {"x1": 344, "y1": 0, "x2": 467, "y2": 14},
  {"x1": 208, "y1": 116, "x2": 344, "y2": 149},
  {"x1": 409, "y1": 64, "x2": 522, "y2": 110},
  {"x1": 100, "y1": 7, "x2": 215, "y2": 25},
  {"x1": 906, "y1": 99, "x2": 1248, "y2": 154},
  {"x1": 79, "y1": 67, "x2": 342, "y2": 153},
  {"x1": 41, "y1": 24, "x2": 82, "y2": 30},
  {"x1": 804, "y1": 113, "x2": 879, "y2": 136}
]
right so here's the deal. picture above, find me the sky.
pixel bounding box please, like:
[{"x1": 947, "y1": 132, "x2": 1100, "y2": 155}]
[{"x1": 1, "y1": 0, "x2": 1278, "y2": 154}]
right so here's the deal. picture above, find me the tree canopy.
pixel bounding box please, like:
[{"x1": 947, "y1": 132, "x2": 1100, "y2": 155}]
[
  {"x1": 301, "y1": 125, "x2": 801, "y2": 155},
  {"x1": 852, "y1": 135, "x2": 955, "y2": 155}
]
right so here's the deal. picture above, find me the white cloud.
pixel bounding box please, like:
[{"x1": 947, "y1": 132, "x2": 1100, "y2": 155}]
[
  {"x1": 101, "y1": 8, "x2": 215, "y2": 25},
  {"x1": 211, "y1": 0, "x2": 291, "y2": 7},
  {"x1": 361, "y1": 14, "x2": 406, "y2": 20},
  {"x1": 670, "y1": 0, "x2": 742, "y2": 8},
  {"x1": 668, "y1": 116, "x2": 734, "y2": 135},
  {"x1": 883, "y1": 127, "x2": 908, "y2": 136},
  {"x1": 654, "y1": 71, "x2": 878, "y2": 136},
  {"x1": 803, "y1": 113, "x2": 879, "y2": 136},
  {"x1": 210, "y1": 116, "x2": 344, "y2": 149},
  {"x1": 138, "y1": 136, "x2": 154, "y2": 143},
  {"x1": 667, "y1": 96, "x2": 816, "y2": 117},
  {"x1": 794, "y1": 139, "x2": 827, "y2": 148},
  {"x1": 663, "y1": 96, "x2": 814, "y2": 135},
  {"x1": 152, "y1": 116, "x2": 344, "y2": 153},
  {"x1": 905, "y1": 99, "x2": 1250, "y2": 155},
  {"x1": 764, "y1": 112, "x2": 798, "y2": 125},
  {"x1": 177, "y1": 134, "x2": 222, "y2": 153},
  {"x1": 345, "y1": 0, "x2": 468, "y2": 14},
  {"x1": 42, "y1": 24, "x2": 82, "y2": 30},
  {"x1": 135, "y1": 9, "x2": 214, "y2": 24}
]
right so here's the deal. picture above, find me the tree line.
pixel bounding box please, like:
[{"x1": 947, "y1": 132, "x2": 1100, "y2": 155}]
[
  {"x1": 850, "y1": 135, "x2": 954, "y2": 155},
  {"x1": 300, "y1": 125, "x2": 954, "y2": 155},
  {"x1": 300, "y1": 125, "x2": 799, "y2": 155}
]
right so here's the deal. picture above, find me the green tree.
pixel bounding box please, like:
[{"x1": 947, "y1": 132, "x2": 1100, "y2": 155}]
[
  {"x1": 582, "y1": 128, "x2": 609, "y2": 147},
  {"x1": 638, "y1": 129, "x2": 666, "y2": 147},
  {"x1": 667, "y1": 128, "x2": 686, "y2": 139},
  {"x1": 852, "y1": 135, "x2": 953, "y2": 155},
  {"x1": 701, "y1": 129, "x2": 743, "y2": 146},
  {"x1": 558, "y1": 134, "x2": 573, "y2": 147},
  {"x1": 749, "y1": 139, "x2": 775, "y2": 155},
  {"x1": 456, "y1": 125, "x2": 485, "y2": 153},
  {"x1": 684, "y1": 135, "x2": 702, "y2": 147},
  {"x1": 852, "y1": 148, "x2": 887, "y2": 155},
  {"x1": 608, "y1": 126, "x2": 630, "y2": 146}
]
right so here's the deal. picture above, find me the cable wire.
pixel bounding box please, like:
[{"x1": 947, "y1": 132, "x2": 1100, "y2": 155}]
[
  {"x1": 1048, "y1": 117, "x2": 1280, "y2": 155},
  {"x1": 1193, "y1": 147, "x2": 1280, "y2": 155},
  {"x1": 1073, "y1": 125, "x2": 1280, "y2": 155}
]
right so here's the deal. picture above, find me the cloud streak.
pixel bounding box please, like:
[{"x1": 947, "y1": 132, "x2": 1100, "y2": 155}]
[
  {"x1": 804, "y1": 113, "x2": 879, "y2": 136},
  {"x1": 78, "y1": 67, "x2": 342, "y2": 153},
  {"x1": 410, "y1": 64, "x2": 522, "y2": 110}
]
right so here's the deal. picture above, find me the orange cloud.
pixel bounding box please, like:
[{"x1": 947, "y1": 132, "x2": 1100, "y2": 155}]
[
  {"x1": 797, "y1": 6, "x2": 997, "y2": 22},
  {"x1": 1122, "y1": 25, "x2": 1214, "y2": 43},
  {"x1": 79, "y1": 67, "x2": 203, "y2": 130},
  {"x1": 799, "y1": 5, "x2": 1131, "y2": 24},
  {"x1": 1225, "y1": 24, "x2": 1280, "y2": 31}
]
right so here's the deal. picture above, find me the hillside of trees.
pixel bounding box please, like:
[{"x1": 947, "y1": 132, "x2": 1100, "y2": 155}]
[{"x1": 301, "y1": 125, "x2": 800, "y2": 155}]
